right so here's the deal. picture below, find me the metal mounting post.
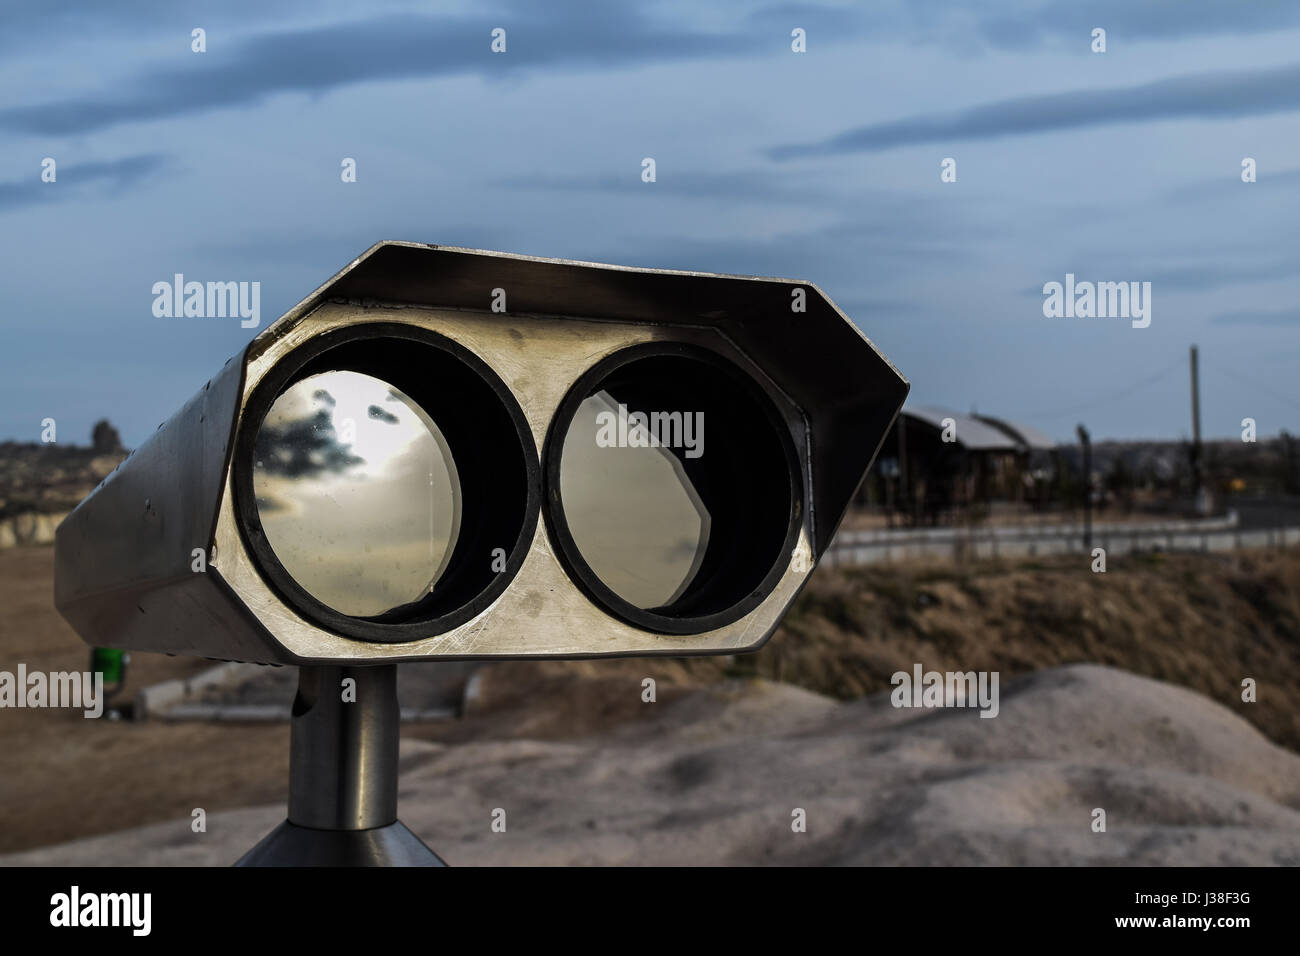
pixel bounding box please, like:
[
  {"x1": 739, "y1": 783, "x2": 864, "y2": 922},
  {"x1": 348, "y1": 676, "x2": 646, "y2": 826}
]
[{"x1": 235, "y1": 664, "x2": 445, "y2": 866}]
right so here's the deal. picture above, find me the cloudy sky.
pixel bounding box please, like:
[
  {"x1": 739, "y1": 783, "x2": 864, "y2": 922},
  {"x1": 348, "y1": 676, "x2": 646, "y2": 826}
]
[{"x1": 0, "y1": 0, "x2": 1295, "y2": 447}]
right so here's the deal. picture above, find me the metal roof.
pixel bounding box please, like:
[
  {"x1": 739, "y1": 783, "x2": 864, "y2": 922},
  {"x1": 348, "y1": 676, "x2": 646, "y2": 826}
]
[
  {"x1": 904, "y1": 406, "x2": 1018, "y2": 450},
  {"x1": 973, "y1": 414, "x2": 1057, "y2": 450}
]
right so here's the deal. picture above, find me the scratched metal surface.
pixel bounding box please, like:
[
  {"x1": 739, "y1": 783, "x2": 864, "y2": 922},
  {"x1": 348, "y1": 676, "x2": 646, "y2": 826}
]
[
  {"x1": 56, "y1": 242, "x2": 907, "y2": 665},
  {"x1": 213, "y1": 302, "x2": 816, "y2": 662}
]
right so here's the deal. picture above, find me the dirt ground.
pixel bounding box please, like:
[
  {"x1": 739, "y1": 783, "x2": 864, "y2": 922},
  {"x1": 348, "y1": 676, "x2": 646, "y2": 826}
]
[
  {"x1": 1, "y1": 543, "x2": 1297, "y2": 855},
  {"x1": 8, "y1": 664, "x2": 1300, "y2": 866},
  {"x1": 0, "y1": 547, "x2": 289, "y2": 852},
  {"x1": 0, "y1": 546, "x2": 700, "y2": 854}
]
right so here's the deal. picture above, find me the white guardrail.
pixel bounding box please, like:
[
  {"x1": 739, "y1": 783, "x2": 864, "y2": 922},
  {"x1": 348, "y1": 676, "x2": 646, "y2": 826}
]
[{"x1": 823, "y1": 510, "x2": 1300, "y2": 566}]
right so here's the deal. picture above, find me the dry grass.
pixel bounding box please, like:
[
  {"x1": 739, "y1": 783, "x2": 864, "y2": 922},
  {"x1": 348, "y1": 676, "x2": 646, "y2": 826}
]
[
  {"x1": 760, "y1": 549, "x2": 1300, "y2": 750},
  {"x1": 459, "y1": 550, "x2": 1300, "y2": 754},
  {"x1": 2, "y1": 543, "x2": 1297, "y2": 855}
]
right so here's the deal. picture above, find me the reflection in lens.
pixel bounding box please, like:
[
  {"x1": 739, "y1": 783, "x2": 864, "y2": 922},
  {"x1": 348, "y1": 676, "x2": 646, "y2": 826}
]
[
  {"x1": 560, "y1": 390, "x2": 710, "y2": 609},
  {"x1": 252, "y1": 370, "x2": 460, "y2": 617},
  {"x1": 552, "y1": 349, "x2": 797, "y2": 625}
]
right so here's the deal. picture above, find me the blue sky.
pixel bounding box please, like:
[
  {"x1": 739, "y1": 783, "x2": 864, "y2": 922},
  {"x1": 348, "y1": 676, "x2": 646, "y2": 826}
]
[{"x1": 0, "y1": 0, "x2": 1295, "y2": 447}]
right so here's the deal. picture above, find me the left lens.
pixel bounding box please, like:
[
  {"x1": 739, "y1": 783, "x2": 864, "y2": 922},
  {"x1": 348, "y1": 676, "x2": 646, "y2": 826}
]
[
  {"x1": 252, "y1": 369, "x2": 461, "y2": 618},
  {"x1": 235, "y1": 324, "x2": 540, "y2": 641}
]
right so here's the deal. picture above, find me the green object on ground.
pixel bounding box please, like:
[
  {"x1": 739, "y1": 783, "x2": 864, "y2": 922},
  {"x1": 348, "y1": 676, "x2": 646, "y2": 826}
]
[{"x1": 90, "y1": 647, "x2": 127, "y2": 686}]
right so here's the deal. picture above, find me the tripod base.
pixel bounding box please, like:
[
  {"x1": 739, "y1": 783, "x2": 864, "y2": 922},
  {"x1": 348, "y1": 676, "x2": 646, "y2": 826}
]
[{"x1": 234, "y1": 820, "x2": 447, "y2": 867}]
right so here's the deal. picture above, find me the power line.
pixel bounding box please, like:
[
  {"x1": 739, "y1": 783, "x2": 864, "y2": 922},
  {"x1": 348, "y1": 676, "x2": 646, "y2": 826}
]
[
  {"x1": 1034, "y1": 357, "x2": 1186, "y2": 422},
  {"x1": 1209, "y1": 360, "x2": 1300, "y2": 414}
]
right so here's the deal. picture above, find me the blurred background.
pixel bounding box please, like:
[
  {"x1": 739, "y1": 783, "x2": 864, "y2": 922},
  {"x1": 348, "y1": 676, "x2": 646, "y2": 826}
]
[{"x1": 0, "y1": 0, "x2": 1297, "y2": 864}]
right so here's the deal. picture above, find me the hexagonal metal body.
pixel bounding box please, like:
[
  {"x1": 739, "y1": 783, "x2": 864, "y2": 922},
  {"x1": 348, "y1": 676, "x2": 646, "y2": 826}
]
[{"x1": 54, "y1": 242, "x2": 907, "y2": 664}]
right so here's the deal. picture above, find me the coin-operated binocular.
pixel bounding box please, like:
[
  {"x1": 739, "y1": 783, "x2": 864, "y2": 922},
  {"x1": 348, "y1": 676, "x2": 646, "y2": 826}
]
[{"x1": 55, "y1": 242, "x2": 908, "y2": 865}]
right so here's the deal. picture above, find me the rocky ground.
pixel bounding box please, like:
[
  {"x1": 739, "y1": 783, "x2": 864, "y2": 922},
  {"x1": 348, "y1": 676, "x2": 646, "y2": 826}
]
[
  {"x1": 1, "y1": 543, "x2": 1297, "y2": 865},
  {"x1": 4, "y1": 665, "x2": 1299, "y2": 866}
]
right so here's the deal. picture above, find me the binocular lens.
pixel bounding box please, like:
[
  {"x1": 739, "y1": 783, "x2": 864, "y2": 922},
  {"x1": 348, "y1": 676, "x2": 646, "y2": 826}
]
[
  {"x1": 547, "y1": 345, "x2": 802, "y2": 633},
  {"x1": 236, "y1": 324, "x2": 539, "y2": 641},
  {"x1": 560, "y1": 389, "x2": 711, "y2": 609},
  {"x1": 251, "y1": 370, "x2": 462, "y2": 618}
]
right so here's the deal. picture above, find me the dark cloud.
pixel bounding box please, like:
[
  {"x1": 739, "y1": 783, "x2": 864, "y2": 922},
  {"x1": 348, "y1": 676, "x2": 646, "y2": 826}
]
[
  {"x1": 744, "y1": 3, "x2": 865, "y2": 35},
  {"x1": 14, "y1": 3, "x2": 1298, "y2": 142},
  {"x1": 7, "y1": 1, "x2": 1299, "y2": 70},
  {"x1": 1210, "y1": 309, "x2": 1300, "y2": 326},
  {"x1": 605, "y1": 211, "x2": 990, "y2": 295},
  {"x1": 1143, "y1": 258, "x2": 1297, "y2": 292},
  {"x1": 0, "y1": 0, "x2": 317, "y2": 52},
  {"x1": 769, "y1": 62, "x2": 1300, "y2": 158},
  {"x1": 497, "y1": 169, "x2": 832, "y2": 202},
  {"x1": 188, "y1": 176, "x2": 981, "y2": 293},
  {"x1": 828, "y1": 297, "x2": 923, "y2": 316},
  {"x1": 1017, "y1": 254, "x2": 1296, "y2": 298},
  {"x1": 889, "y1": 0, "x2": 1300, "y2": 51},
  {"x1": 0, "y1": 154, "x2": 168, "y2": 212},
  {"x1": 1162, "y1": 165, "x2": 1300, "y2": 200},
  {"x1": 188, "y1": 226, "x2": 511, "y2": 272},
  {"x1": 989, "y1": 0, "x2": 1300, "y2": 46},
  {"x1": 0, "y1": 8, "x2": 758, "y2": 136},
  {"x1": 748, "y1": 0, "x2": 1300, "y2": 52}
]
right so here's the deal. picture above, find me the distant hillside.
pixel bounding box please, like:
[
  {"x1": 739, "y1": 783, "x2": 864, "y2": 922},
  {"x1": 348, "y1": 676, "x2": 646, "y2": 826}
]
[
  {"x1": 0, "y1": 439, "x2": 126, "y2": 545},
  {"x1": 1055, "y1": 435, "x2": 1300, "y2": 498},
  {"x1": 476, "y1": 550, "x2": 1300, "y2": 753}
]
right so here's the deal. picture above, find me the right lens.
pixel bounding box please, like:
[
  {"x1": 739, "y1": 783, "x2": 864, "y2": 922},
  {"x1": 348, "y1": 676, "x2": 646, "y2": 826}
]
[
  {"x1": 544, "y1": 343, "x2": 803, "y2": 634},
  {"x1": 559, "y1": 388, "x2": 711, "y2": 609}
]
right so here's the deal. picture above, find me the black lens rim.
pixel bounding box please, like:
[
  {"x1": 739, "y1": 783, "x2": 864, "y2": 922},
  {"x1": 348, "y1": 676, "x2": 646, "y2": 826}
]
[
  {"x1": 541, "y1": 341, "x2": 805, "y2": 636},
  {"x1": 232, "y1": 322, "x2": 540, "y2": 643}
]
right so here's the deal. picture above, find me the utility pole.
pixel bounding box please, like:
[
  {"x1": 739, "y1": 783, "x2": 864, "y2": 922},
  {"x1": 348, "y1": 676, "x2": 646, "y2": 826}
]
[
  {"x1": 898, "y1": 413, "x2": 909, "y2": 526},
  {"x1": 1189, "y1": 344, "x2": 1204, "y2": 512},
  {"x1": 1077, "y1": 424, "x2": 1092, "y2": 552}
]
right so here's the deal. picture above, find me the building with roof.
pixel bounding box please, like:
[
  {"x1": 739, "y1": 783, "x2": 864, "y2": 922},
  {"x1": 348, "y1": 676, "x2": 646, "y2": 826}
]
[{"x1": 859, "y1": 406, "x2": 1059, "y2": 524}]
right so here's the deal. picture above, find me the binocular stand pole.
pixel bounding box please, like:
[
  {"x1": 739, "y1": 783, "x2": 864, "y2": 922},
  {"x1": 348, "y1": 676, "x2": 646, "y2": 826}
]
[{"x1": 235, "y1": 664, "x2": 445, "y2": 866}]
